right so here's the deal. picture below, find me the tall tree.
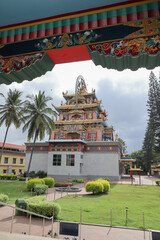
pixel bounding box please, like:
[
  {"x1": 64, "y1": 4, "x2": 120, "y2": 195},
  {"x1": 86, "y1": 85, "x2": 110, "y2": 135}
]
[
  {"x1": 23, "y1": 91, "x2": 55, "y2": 177},
  {"x1": 143, "y1": 71, "x2": 160, "y2": 172},
  {"x1": 0, "y1": 89, "x2": 24, "y2": 163}
]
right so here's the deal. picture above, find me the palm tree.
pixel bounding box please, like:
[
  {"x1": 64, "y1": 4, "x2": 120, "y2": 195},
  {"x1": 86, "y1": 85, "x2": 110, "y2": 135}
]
[
  {"x1": 23, "y1": 91, "x2": 55, "y2": 177},
  {"x1": 0, "y1": 89, "x2": 24, "y2": 163}
]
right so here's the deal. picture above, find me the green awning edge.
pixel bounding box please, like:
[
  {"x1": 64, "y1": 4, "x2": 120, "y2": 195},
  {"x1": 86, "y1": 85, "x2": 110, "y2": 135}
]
[
  {"x1": 0, "y1": 52, "x2": 55, "y2": 85},
  {"x1": 89, "y1": 51, "x2": 160, "y2": 71}
]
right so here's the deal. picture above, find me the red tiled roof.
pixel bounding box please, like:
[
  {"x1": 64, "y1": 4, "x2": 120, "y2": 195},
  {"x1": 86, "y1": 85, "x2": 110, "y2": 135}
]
[{"x1": 0, "y1": 142, "x2": 25, "y2": 150}]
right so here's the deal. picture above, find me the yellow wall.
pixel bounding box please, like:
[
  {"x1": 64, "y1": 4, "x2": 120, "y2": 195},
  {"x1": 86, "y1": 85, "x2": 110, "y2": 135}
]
[{"x1": 0, "y1": 152, "x2": 25, "y2": 175}]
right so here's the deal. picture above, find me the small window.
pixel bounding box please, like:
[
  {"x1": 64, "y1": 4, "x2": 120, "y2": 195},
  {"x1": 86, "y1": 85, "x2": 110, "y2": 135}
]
[
  {"x1": 20, "y1": 159, "x2": 23, "y2": 164},
  {"x1": 13, "y1": 158, "x2": 16, "y2": 164},
  {"x1": 3, "y1": 169, "x2": 7, "y2": 173},
  {"x1": 4, "y1": 158, "x2": 8, "y2": 164},
  {"x1": 66, "y1": 155, "x2": 75, "y2": 166},
  {"x1": 53, "y1": 154, "x2": 61, "y2": 166}
]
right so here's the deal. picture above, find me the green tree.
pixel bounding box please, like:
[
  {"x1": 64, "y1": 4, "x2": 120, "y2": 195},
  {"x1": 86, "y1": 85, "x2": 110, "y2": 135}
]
[
  {"x1": 23, "y1": 91, "x2": 55, "y2": 177},
  {"x1": 143, "y1": 71, "x2": 160, "y2": 172},
  {"x1": 0, "y1": 89, "x2": 24, "y2": 163},
  {"x1": 118, "y1": 138, "x2": 127, "y2": 154},
  {"x1": 129, "y1": 150, "x2": 145, "y2": 169}
]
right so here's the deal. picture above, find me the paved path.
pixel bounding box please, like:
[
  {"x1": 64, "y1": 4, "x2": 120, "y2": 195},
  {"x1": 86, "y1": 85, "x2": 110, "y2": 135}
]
[{"x1": 0, "y1": 175, "x2": 159, "y2": 240}]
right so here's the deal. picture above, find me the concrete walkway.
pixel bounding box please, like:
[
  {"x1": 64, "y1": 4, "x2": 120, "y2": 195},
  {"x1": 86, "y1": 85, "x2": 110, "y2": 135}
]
[{"x1": 0, "y1": 175, "x2": 159, "y2": 240}]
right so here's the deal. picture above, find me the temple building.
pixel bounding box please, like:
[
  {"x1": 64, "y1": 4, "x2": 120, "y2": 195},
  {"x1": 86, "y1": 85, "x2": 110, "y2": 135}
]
[{"x1": 25, "y1": 76, "x2": 130, "y2": 180}]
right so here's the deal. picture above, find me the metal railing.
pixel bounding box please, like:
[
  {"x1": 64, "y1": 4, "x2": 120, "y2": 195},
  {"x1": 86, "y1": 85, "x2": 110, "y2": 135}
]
[{"x1": 0, "y1": 201, "x2": 54, "y2": 237}]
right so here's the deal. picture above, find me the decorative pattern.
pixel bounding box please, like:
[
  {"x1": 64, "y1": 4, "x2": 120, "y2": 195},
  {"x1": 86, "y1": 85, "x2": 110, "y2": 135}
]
[
  {"x1": 0, "y1": 53, "x2": 44, "y2": 73},
  {"x1": 88, "y1": 34, "x2": 160, "y2": 57},
  {"x1": 35, "y1": 30, "x2": 99, "y2": 50}
]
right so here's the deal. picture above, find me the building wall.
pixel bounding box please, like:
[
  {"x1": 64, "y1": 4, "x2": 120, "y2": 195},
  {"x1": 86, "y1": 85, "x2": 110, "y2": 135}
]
[
  {"x1": 25, "y1": 152, "x2": 48, "y2": 173},
  {"x1": 0, "y1": 153, "x2": 25, "y2": 175},
  {"x1": 82, "y1": 152, "x2": 120, "y2": 180},
  {"x1": 47, "y1": 151, "x2": 83, "y2": 179}
]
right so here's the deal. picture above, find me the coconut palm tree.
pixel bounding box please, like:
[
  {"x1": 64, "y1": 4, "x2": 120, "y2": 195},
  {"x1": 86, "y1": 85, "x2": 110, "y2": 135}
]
[
  {"x1": 23, "y1": 91, "x2": 55, "y2": 177},
  {"x1": 0, "y1": 89, "x2": 24, "y2": 163}
]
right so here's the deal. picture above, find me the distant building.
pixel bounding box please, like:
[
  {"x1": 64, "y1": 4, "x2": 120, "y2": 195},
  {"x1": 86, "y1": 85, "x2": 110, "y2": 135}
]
[
  {"x1": 25, "y1": 76, "x2": 132, "y2": 180},
  {"x1": 0, "y1": 143, "x2": 26, "y2": 175}
]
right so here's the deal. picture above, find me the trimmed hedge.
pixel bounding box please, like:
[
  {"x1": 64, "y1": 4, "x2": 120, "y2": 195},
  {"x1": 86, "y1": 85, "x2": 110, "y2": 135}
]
[
  {"x1": 0, "y1": 194, "x2": 9, "y2": 205},
  {"x1": 19, "y1": 177, "x2": 32, "y2": 181},
  {"x1": 72, "y1": 179, "x2": 84, "y2": 183},
  {"x1": 34, "y1": 184, "x2": 48, "y2": 195},
  {"x1": 43, "y1": 177, "x2": 55, "y2": 188},
  {"x1": 26, "y1": 196, "x2": 60, "y2": 219},
  {"x1": 0, "y1": 174, "x2": 17, "y2": 180},
  {"x1": 26, "y1": 178, "x2": 45, "y2": 190},
  {"x1": 155, "y1": 180, "x2": 160, "y2": 186},
  {"x1": 85, "y1": 179, "x2": 110, "y2": 194}
]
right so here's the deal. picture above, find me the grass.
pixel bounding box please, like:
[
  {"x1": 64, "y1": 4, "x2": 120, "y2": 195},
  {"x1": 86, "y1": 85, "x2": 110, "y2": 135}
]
[
  {"x1": 0, "y1": 181, "x2": 36, "y2": 204},
  {"x1": 55, "y1": 184, "x2": 160, "y2": 230}
]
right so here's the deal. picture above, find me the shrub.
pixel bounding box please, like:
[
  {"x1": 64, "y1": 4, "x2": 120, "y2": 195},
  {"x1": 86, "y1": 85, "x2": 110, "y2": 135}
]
[
  {"x1": 26, "y1": 195, "x2": 46, "y2": 204},
  {"x1": 29, "y1": 171, "x2": 36, "y2": 178},
  {"x1": 0, "y1": 174, "x2": 17, "y2": 180},
  {"x1": 27, "y1": 200, "x2": 60, "y2": 219},
  {"x1": 43, "y1": 177, "x2": 55, "y2": 188},
  {"x1": 0, "y1": 194, "x2": 9, "y2": 205},
  {"x1": 85, "y1": 181, "x2": 103, "y2": 194},
  {"x1": 95, "y1": 179, "x2": 110, "y2": 193},
  {"x1": 36, "y1": 171, "x2": 47, "y2": 178},
  {"x1": 26, "y1": 178, "x2": 45, "y2": 190},
  {"x1": 85, "y1": 179, "x2": 110, "y2": 194},
  {"x1": 155, "y1": 180, "x2": 160, "y2": 186},
  {"x1": 19, "y1": 177, "x2": 32, "y2": 181},
  {"x1": 72, "y1": 179, "x2": 84, "y2": 183},
  {"x1": 34, "y1": 184, "x2": 48, "y2": 195}
]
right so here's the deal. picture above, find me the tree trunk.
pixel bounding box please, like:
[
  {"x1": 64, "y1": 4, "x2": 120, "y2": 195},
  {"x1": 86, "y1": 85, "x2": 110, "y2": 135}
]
[
  {"x1": 0, "y1": 124, "x2": 10, "y2": 164},
  {"x1": 26, "y1": 132, "x2": 37, "y2": 178}
]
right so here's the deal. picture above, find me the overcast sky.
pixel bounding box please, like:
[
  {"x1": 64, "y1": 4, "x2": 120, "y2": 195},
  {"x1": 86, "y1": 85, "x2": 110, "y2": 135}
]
[{"x1": 0, "y1": 60, "x2": 159, "y2": 153}]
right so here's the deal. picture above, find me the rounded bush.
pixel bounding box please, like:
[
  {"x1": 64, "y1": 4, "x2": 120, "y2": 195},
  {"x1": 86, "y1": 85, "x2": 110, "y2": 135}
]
[
  {"x1": 26, "y1": 178, "x2": 45, "y2": 190},
  {"x1": 43, "y1": 177, "x2": 55, "y2": 188},
  {"x1": 0, "y1": 194, "x2": 9, "y2": 205},
  {"x1": 34, "y1": 184, "x2": 48, "y2": 195},
  {"x1": 85, "y1": 181, "x2": 103, "y2": 194},
  {"x1": 96, "y1": 179, "x2": 110, "y2": 193}
]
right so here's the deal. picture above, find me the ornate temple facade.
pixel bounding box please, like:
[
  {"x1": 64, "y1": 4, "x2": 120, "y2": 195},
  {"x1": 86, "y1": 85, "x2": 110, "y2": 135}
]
[
  {"x1": 25, "y1": 76, "x2": 124, "y2": 180},
  {"x1": 51, "y1": 76, "x2": 114, "y2": 142}
]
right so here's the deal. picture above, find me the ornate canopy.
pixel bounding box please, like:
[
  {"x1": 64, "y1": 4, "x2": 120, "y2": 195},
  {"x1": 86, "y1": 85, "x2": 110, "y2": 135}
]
[{"x1": 0, "y1": 0, "x2": 159, "y2": 84}]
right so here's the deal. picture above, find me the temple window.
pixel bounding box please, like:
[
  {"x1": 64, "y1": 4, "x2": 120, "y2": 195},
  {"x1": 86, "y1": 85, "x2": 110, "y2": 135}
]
[
  {"x1": 66, "y1": 154, "x2": 75, "y2": 166},
  {"x1": 53, "y1": 154, "x2": 61, "y2": 166},
  {"x1": 88, "y1": 133, "x2": 97, "y2": 141}
]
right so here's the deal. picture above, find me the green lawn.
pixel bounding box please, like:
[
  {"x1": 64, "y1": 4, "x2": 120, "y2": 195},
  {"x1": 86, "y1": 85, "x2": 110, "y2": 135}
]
[
  {"x1": 55, "y1": 184, "x2": 160, "y2": 230},
  {"x1": 0, "y1": 181, "x2": 36, "y2": 204}
]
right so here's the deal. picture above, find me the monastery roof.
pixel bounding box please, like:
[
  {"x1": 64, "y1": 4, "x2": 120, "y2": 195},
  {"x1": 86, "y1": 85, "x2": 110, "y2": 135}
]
[
  {"x1": 54, "y1": 119, "x2": 107, "y2": 126},
  {"x1": 0, "y1": 142, "x2": 25, "y2": 150},
  {"x1": 52, "y1": 102, "x2": 104, "y2": 112}
]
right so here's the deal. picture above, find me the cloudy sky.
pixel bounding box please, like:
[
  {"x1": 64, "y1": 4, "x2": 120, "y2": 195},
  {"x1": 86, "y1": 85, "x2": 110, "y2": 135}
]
[{"x1": 0, "y1": 60, "x2": 159, "y2": 153}]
